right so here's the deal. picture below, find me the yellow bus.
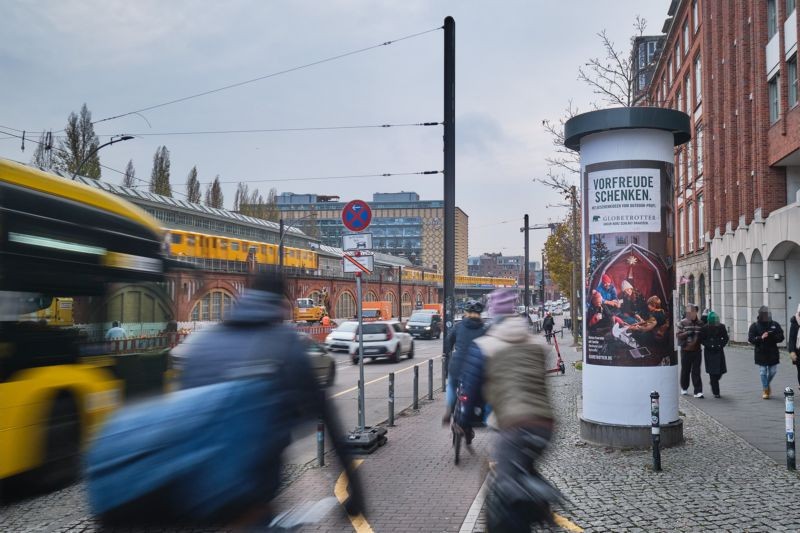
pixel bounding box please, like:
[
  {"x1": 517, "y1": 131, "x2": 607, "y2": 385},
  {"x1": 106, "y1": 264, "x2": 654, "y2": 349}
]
[{"x1": 0, "y1": 159, "x2": 169, "y2": 492}]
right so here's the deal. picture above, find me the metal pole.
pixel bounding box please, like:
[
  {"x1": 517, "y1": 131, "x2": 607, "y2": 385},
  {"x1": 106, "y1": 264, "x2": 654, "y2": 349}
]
[
  {"x1": 316, "y1": 417, "x2": 325, "y2": 467},
  {"x1": 441, "y1": 356, "x2": 447, "y2": 391},
  {"x1": 786, "y1": 387, "x2": 796, "y2": 470},
  {"x1": 279, "y1": 218, "x2": 285, "y2": 274},
  {"x1": 413, "y1": 365, "x2": 419, "y2": 410},
  {"x1": 442, "y1": 16, "x2": 456, "y2": 359},
  {"x1": 428, "y1": 358, "x2": 434, "y2": 400},
  {"x1": 72, "y1": 135, "x2": 134, "y2": 180},
  {"x1": 398, "y1": 266, "x2": 402, "y2": 323},
  {"x1": 388, "y1": 372, "x2": 395, "y2": 427},
  {"x1": 541, "y1": 248, "x2": 547, "y2": 306},
  {"x1": 650, "y1": 391, "x2": 661, "y2": 472},
  {"x1": 357, "y1": 273, "x2": 365, "y2": 431},
  {"x1": 524, "y1": 214, "x2": 530, "y2": 322}
]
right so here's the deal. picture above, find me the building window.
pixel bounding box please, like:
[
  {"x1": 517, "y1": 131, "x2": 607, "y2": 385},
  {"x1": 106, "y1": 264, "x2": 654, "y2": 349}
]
[
  {"x1": 789, "y1": 55, "x2": 799, "y2": 108},
  {"x1": 696, "y1": 125, "x2": 704, "y2": 175},
  {"x1": 789, "y1": 0, "x2": 797, "y2": 16},
  {"x1": 616, "y1": 235, "x2": 628, "y2": 246},
  {"x1": 675, "y1": 43, "x2": 681, "y2": 71},
  {"x1": 683, "y1": 22, "x2": 690, "y2": 54},
  {"x1": 676, "y1": 150, "x2": 683, "y2": 192},
  {"x1": 687, "y1": 140, "x2": 694, "y2": 182},
  {"x1": 694, "y1": 56, "x2": 702, "y2": 103},
  {"x1": 769, "y1": 74, "x2": 781, "y2": 123},
  {"x1": 688, "y1": 202, "x2": 695, "y2": 251},
  {"x1": 639, "y1": 72, "x2": 647, "y2": 91},
  {"x1": 677, "y1": 90, "x2": 683, "y2": 112},
  {"x1": 768, "y1": 0, "x2": 778, "y2": 39},
  {"x1": 647, "y1": 40, "x2": 658, "y2": 63},
  {"x1": 335, "y1": 292, "x2": 356, "y2": 319},
  {"x1": 693, "y1": 0, "x2": 700, "y2": 33},
  {"x1": 685, "y1": 74, "x2": 692, "y2": 110},
  {"x1": 191, "y1": 291, "x2": 233, "y2": 321},
  {"x1": 638, "y1": 43, "x2": 647, "y2": 69},
  {"x1": 679, "y1": 208, "x2": 685, "y2": 255},
  {"x1": 697, "y1": 194, "x2": 705, "y2": 244}
]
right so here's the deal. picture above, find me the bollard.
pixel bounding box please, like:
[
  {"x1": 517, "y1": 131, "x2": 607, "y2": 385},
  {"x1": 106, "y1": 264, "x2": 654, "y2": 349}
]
[
  {"x1": 316, "y1": 417, "x2": 325, "y2": 467},
  {"x1": 650, "y1": 391, "x2": 661, "y2": 472},
  {"x1": 388, "y1": 372, "x2": 395, "y2": 427},
  {"x1": 441, "y1": 356, "x2": 447, "y2": 391},
  {"x1": 428, "y1": 359, "x2": 434, "y2": 400},
  {"x1": 786, "y1": 387, "x2": 796, "y2": 470},
  {"x1": 413, "y1": 365, "x2": 419, "y2": 410}
]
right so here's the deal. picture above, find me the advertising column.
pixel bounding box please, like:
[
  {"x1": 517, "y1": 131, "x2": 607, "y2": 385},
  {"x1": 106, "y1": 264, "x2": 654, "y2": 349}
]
[{"x1": 564, "y1": 108, "x2": 691, "y2": 448}]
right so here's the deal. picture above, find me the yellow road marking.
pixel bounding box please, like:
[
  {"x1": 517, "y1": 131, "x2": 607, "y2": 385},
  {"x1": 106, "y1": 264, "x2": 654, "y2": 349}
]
[
  {"x1": 331, "y1": 355, "x2": 442, "y2": 399},
  {"x1": 553, "y1": 512, "x2": 584, "y2": 532},
  {"x1": 334, "y1": 459, "x2": 373, "y2": 533}
]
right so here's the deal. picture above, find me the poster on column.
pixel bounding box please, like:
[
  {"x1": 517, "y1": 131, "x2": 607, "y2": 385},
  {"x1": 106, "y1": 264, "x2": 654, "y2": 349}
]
[{"x1": 583, "y1": 160, "x2": 677, "y2": 367}]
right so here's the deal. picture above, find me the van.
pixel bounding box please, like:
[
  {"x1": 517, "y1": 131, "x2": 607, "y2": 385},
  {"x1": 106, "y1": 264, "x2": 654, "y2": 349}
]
[{"x1": 406, "y1": 311, "x2": 442, "y2": 339}]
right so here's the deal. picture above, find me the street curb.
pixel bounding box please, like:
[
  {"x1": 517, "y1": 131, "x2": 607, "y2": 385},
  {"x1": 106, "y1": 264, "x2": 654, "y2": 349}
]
[{"x1": 459, "y1": 474, "x2": 489, "y2": 533}]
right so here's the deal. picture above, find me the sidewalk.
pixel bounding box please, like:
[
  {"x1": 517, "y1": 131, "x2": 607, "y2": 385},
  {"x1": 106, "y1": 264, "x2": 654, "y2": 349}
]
[{"x1": 275, "y1": 329, "x2": 800, "y2": 532}]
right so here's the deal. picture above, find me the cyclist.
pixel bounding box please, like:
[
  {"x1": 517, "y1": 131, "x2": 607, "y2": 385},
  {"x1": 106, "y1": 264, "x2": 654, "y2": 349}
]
[
  {"x1": 461, "y1": 288, "x2": 560, "y2": 531},
  {"x1": 442, "y1": 299, "x2": 487, "y2": 424}
]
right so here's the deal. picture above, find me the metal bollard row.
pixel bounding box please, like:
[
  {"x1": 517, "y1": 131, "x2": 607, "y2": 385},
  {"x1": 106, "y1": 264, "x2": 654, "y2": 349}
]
[
  {"x1": 413, "y1": 365, "x2": 419, "y2": 410},
  {"x1": 786, "y1": 387, "x2": 796, "y2": 471},
  {"x1": 650, "y1": 391, "x2": 661, "y2": 472}
]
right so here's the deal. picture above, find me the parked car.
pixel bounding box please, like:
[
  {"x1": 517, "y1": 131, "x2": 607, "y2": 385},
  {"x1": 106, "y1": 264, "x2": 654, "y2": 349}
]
[
  {"x1": 406, "y1": 311, "x2": 443, "y2": 339},
  {"x1": 325, "y1": 321, "x2": 414, "y2": 364},
  {"x1": 307, "y1": 341, "x2": 336, "y2": 387}
]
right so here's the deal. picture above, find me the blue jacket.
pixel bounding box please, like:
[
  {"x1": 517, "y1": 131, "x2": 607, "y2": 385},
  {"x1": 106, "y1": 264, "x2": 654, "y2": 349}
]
[{"x1": 444, "y1": 318, "x2": 486, "y2": 382}]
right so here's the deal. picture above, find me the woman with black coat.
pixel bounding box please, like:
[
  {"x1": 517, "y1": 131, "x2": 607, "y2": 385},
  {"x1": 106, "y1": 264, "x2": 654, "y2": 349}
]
[
  {"x1": 788, "y1": 304, "x2": 800, "y2": 387},
  {"x1": 699, "y1": 310, "x2": 728, "y2": 398}
]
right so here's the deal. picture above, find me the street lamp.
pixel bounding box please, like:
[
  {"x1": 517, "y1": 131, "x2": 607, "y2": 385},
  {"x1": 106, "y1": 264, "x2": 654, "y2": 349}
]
[
  {"x1": 279, "y1": 213, "x2": 316, "y2": 273},
  {"x1": 72, "y1": 135, "x2": 134, "y2": 180}
]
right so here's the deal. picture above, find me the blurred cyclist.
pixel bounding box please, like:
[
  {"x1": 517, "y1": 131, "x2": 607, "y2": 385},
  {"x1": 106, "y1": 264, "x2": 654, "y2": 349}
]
[
  {"x1": 442, "y1": 299, "x2": 486, "y2": 424},
  {"x1": 461, "y1": 288, "x2": 561, "y2": 531},
  {"x1": 98, "y1": 272, "x2": 365, "y2": 527}
]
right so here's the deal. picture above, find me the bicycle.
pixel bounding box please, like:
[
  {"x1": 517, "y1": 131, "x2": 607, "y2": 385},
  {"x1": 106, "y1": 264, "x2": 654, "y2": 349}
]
[{"x1": 451, "y1": 384, "x2": 478, "y2": 465}]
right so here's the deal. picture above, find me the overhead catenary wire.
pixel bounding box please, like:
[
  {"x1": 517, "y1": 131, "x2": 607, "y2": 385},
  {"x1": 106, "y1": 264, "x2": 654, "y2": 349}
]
[
  {"x1": 89, "y1": 122, "x2": 442, "y2": 138},
  {"x1": 200, "y1": 170, "x2": 442, "y2": 186},
  {"x1": 91, "y1": 26, "x2": 443, "y2": 127},
  {"x1": 0, "y1": 127, "x2": 191, "y2": 198}
]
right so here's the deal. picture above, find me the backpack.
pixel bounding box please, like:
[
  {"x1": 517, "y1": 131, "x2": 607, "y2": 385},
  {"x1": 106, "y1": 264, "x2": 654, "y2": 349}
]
[{"x1": 86, "y1": 344, "x2": 294, "y2": 524}]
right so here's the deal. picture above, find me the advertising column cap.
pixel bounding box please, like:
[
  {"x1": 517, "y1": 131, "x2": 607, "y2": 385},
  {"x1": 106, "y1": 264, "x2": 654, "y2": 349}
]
[{"x1": 564, "y1": 107, "x2": 691, "y2": 151}]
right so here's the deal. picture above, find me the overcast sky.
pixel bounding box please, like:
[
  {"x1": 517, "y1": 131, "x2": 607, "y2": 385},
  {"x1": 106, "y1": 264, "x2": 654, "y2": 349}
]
[{"x1": 1, "y1": 0, "x2": 669, "y2": 259}]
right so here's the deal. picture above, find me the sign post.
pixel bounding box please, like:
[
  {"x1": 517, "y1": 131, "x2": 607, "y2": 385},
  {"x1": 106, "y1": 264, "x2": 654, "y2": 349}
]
[{"x1": 340, "y1": 200, "x2": 386, "y2": 453}]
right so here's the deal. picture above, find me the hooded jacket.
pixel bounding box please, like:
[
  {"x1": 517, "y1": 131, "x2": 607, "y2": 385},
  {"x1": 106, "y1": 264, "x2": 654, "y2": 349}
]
[
  {"x1": 461, "y1": 316, "x2": 553, "y2": 430},
  {"x1": 444, "y1": 317, "x2": 486, "y2": 382},
  {"x1": 748, "y1": 316, "x2": 785, "y2": 366}
]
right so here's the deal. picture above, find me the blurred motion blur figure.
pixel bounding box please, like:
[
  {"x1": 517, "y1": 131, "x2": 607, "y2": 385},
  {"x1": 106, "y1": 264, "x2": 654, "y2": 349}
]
[
  {"x1": 88, "y1": 272, "x2": 365, "y2": 527},
  {"x1": 462, "y1": 288, "x2": 562, "y2": 532},
  {"x1": 104, "y1": 321, "x2": 126, "y2": 340}
]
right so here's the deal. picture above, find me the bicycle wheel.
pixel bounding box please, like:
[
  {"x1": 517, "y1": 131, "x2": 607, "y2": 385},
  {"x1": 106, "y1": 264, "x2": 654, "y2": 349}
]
[{"x1": 453, "y1": 426, "x2": 462, "y2": 465}]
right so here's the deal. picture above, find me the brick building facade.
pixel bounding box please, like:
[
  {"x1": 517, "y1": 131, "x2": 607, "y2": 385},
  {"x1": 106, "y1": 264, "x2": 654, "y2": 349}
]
[{"x1": 648, "y1": 0, "x2": 800, "y2": 340}]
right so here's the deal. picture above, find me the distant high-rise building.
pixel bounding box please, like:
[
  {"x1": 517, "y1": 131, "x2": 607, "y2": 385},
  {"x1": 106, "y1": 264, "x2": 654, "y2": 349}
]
[{"x1": 276, "y1": 191, "x2": 469, "y2": 275}]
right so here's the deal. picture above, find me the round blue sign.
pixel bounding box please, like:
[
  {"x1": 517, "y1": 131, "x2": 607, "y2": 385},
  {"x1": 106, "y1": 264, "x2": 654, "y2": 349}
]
[{"x1": 342, "y1": 199, "x2": 372, "y2": 232}]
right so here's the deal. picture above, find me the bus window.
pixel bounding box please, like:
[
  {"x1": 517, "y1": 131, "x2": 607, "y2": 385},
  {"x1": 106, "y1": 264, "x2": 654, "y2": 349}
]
[{"x1": 171, "y1": 233, "x2": 182, "y2": 244}]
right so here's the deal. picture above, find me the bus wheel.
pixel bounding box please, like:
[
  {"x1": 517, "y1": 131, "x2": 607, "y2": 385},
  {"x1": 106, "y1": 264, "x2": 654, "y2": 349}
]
[{"x1": 37, "y1": 394, "x2": 81, "y2": 491}]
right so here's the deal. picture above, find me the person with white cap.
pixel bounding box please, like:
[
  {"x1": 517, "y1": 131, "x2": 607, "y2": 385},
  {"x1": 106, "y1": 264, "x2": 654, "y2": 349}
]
[
  {"x1": 617, "y1": 279, "x2": 645, "y2": 325},
  {"x1": 789, "y1": 304, "x2": 800, "y2": 387},
  {"x1": 459, "y1": 288, "x2": 559, "y2": 531}
]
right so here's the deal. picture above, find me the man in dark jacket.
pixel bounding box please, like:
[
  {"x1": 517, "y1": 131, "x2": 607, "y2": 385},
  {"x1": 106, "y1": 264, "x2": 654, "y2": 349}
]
[
  {"x1": 748, "y1": 305, "x2": 785, "y2": 399},
  {"x1": 677, "y1": 304, "x2": 704, "y2": 398},
  {"x1": 788, "y1": 304, "x2": 800, "y2": 387},
  {"x1": 442, "y1": 299, "x2": 486, "y2": 423},
  {"x1": 174, "y1": 273, "x2": 365, "y2": 524},
  {"x1": 542, "y1": 312, "x2": 555, "y2": 343}
]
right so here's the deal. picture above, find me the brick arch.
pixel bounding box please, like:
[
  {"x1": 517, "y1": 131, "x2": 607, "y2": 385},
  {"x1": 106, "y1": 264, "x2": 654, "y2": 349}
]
[
  {"x1": 184, "y1": 280, "x2": 242, "y2": 321},
  {"x1": 382, "y1": 289, "x2": 398, "y2": 317},
  {"x1": 333, "y1": 289, "x2": 357, "y2": 320}
]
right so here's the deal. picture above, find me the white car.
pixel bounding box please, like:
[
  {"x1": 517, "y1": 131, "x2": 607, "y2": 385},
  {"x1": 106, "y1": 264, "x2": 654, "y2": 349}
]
[{"x1": 325, "y1": 320, "x2": 414, "y2": 364}]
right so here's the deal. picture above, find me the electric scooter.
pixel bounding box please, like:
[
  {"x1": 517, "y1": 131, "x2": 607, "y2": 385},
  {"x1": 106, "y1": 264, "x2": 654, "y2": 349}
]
[{"x1": 545, "y1": 329, "x2": 566, "y2": 375}]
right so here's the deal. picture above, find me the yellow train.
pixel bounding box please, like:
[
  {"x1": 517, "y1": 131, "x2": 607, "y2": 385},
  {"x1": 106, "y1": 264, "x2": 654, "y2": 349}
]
[
  {"x1": 401, "y1": 268, "x2": 516, "y2": 288},
  {"x1": 166, "y1": 228, "x2": 514, "y2": 287},
  {"x1": 167, "y1": 229, "x2": 318, "y2": 270}
]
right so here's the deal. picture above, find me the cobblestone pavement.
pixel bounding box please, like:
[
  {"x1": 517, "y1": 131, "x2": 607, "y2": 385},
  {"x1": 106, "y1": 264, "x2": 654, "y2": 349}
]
[{"x1": 471, "y1": 333, "x2": 800, "y2": 532}]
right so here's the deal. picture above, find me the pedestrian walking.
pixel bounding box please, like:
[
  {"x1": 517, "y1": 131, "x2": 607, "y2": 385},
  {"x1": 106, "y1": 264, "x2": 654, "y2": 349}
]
[
  {"x1": 699, "y1": 310, "x2": 728, "y2": 398},
  {"x1": 748, "y1": 305, "x2": 785, "y2": 399},
  {"x1": 105, "y1": 321, "x2": 126, "y2": 340},
  {"x1": 788, "y1": 304, "x2": 800, "y2": 387},
  {"x1": 542, "y1": 312, "x2": 555, "y2": 343},
  {"x1": 460, "y1": 288, "x2": 561, "y2": 531},
  {"x1": 677, "y1": 304, "x2": 704, "y2": 398}
]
